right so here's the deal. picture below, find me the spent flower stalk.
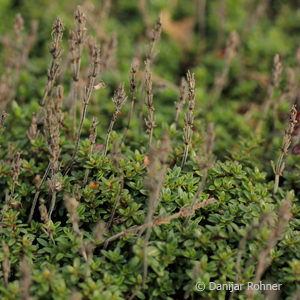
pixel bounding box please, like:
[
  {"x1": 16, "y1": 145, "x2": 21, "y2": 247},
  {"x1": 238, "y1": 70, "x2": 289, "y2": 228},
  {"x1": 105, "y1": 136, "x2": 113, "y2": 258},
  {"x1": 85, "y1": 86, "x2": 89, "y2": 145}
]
[
  {"x1": 271, "y1": 105, "x2": 298, "y2": 194},
  {"x1": 103, "y1": 83, "x2": 127, "y2": 156},
  {"x1": 181, "y1": 71, "x2": 195, "y2": 169}
]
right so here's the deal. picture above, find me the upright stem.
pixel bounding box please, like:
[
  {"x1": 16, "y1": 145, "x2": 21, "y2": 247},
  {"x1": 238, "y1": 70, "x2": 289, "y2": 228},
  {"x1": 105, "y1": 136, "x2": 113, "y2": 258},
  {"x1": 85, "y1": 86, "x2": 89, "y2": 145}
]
[
  {"x1": 104, "y1": 112, "x2": 117, "y2": 156},
  {"x1": 121, "y1": 95, "x2": 135, "y2": 145},
  {"x1": 64, "y1": 45, "x2": 100, "y2": 175},
  {"x1": 64, "y1": 97, "x2": 92, "y2": 174},
  {"x1": 27, "y1": 162, "x2": 51, "y2": 223},
  {"x1": 107, "y1": 173, "x2": 124, "y2": 230},
  {"x1": 181, "y1": 142, "x2": 189, "y2": 169},
  {"x1": 48, "y1": 190, "x2": 57, "y2": 220},
  {"x1": 71, "y1": 81, "x2": 79, "y2": 138}
]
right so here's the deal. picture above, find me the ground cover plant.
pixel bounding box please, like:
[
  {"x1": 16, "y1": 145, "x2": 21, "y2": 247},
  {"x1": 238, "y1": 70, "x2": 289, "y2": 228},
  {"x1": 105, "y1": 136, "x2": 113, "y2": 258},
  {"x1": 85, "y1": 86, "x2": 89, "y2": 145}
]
[{"x1": 0, "y1": 0, "x2": 300, "y2": 299}]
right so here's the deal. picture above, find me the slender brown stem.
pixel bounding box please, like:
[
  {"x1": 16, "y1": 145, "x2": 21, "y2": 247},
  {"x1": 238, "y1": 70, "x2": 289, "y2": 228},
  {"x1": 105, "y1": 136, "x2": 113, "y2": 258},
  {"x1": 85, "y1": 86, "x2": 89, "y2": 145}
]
[
  {"x1": 64, "y1": 44, "x2": 100, "y2": 175},
  {"x1": 121, "y1": 60, "x2": 139, "y2": 144},
  {"x1": 101, "y1": 197, "x2": 216, "y2": 247},
  {"x1": 27, "y1": 162, "x2": 51, "y2": 223},
  {"x1": 103, "y1": 84, "x2": 127, "y2": 156},
  {"x1": 104, "y1": 111, "x2": 118, "y2": 157}
]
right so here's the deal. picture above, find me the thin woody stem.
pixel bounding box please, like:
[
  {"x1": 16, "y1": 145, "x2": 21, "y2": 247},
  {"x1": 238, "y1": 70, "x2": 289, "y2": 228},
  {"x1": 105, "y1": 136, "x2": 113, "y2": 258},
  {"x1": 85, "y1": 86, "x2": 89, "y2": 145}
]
[
  {"x1": 101, "y1": 197, "x2": 216, "y2": 247},
  {"x1": 27, "y1": 162, "x2": 51, "y2": 223}
]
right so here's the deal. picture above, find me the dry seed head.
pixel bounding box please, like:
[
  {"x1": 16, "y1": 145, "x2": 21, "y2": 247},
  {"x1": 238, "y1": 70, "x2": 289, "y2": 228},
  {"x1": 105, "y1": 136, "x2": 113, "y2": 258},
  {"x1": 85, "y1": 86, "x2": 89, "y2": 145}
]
[
  {"x1": 74, "y1": 6, "x2": 87, "y2": 33},
  {"x1": 186, "y1": 70, "x2": 195, "y2": 122},
  {"x1": 112, "y1": 83, "x2": 127, "y2": 109},
  {"x1": 272, "y1": 105, "x2": 298, "y2": 194},
  {"x1": 271, "y1": 54, "x2": 283, "y2": 88},
  {"x1": 287, "y1": 105, "x2": 298, "y2": 134},
  {"x1": 145, "y1": 62, "x2": 154, "y2": 112},
  {"x1": 49, "y1": 16, "x2": 64, "y2": 64},
  {"x1": 52, "y1": 16, "x2": 64, "y2": 38},
  {"x1": 147, "y1": 15, "x2": 162, "y2": 60},
  {"x1": 282, "y1": 105, "x2": 297, "y2": 155},
  {"x1": 181, "y1": 71, "x2": 196, "y2": 168},
  {"x1": 151, "y1": 15, "x2": 162, "y2": 45},
  {"x1": 144, "y1": 62, "x2": 156, "y2": 137}
]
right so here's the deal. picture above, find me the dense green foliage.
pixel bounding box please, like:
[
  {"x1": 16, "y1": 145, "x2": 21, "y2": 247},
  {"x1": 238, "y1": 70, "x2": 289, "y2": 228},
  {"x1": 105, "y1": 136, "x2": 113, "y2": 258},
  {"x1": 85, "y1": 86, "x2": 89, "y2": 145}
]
[{"x1": 0, "y1": 0, "x2": 299, "y2": 299}]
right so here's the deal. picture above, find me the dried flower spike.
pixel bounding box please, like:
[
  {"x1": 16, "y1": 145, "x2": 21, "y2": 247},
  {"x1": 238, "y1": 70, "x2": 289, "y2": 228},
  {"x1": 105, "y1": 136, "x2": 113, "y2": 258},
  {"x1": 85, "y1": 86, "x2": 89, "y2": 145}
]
[
  {"x1": 174, "y1": 77, "x2": 187, "y2": 125},
  {"x1": 147, "y1": 15, "x2": 162, "y2": 61},
  {"x1": 181, "y1": 71, "x2": 195, "y2": 169},
  {"x1": 39, "y1": 16, "x2": 64, "y2": 107},
  {"x1": 138, "y1": 15, "x2": 162, "y2": 131},
  {"x1": 144, "y1": 62, "x2": 155, "y2": 147},
  {"x1": 104, "y1": 83, "x2": 127, "y2": 156},
  {"x1": 271, "y1": 105, "x2": 298, "y2": 194}
]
